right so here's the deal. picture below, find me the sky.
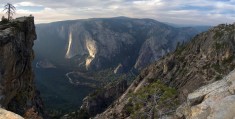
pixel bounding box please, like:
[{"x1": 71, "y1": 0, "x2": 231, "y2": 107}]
[{"x1": 0, "y1": 0, "x2": 235, "y2": 25}]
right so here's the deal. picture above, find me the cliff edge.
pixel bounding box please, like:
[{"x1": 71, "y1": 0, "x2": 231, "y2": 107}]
[
  {"x1": 0, "y1": 17, "x2": 43, "y2": 118},
  {"x1": 175, "y1": 69, "x2": 235, "y2": 119}
]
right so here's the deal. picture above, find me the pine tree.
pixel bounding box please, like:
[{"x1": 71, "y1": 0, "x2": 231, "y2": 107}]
[{"x1": 3, "y1": 3, "x2": 16, "y2": 21}]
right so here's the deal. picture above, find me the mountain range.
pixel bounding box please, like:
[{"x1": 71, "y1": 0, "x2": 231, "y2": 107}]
[
  {"x1": 33, "y1": 17, "x2": 209, "y2": 117},
  {"x1": 1, "y1": 16, "x2": 234, "y2": 119},
  {"x1": 34, "y1": 17, "x2": 209, "y2": 71}
]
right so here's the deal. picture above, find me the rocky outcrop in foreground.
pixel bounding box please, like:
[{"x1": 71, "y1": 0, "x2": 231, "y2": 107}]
[
  {"x1": 176, "y1": 69, "x2": 235, "y2": 119},
  {"x1": 0, "y1": 108, "x2": 24, "y2": 119},
  {"x1": 0, "y1": 17, "x2": 43, "y2": 117}
]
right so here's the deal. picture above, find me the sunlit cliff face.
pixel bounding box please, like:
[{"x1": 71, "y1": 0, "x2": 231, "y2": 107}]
[
  {"x1": 85, "y1": 38, "x2": 97, "y2": 69},
  {"x1": 65, "y1": 31, "x2": 97, "y2": 69}
]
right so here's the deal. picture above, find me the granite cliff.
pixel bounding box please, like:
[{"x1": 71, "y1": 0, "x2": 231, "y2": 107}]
[
  {"x1": 35, "y1": 17, "x2": 207, "y2": 71},
  {"x1": 175, "y1": 69, "x2": 235, "y2": 119},
  {"x1": 34, "y1": 17, "x2": 209, "y2": 116},
  {"x1": 62, "y1": 80, "x2": 128, "y2": 119},
  {"x1": 0, "y1": 17, "x2": 43, "y2": 118},
  {"x1": 95, "y1": 23, "x2": 235, "y2": 118},
  {"x1": 80, "y1": 80, "x2": 128, "y2": 117}
]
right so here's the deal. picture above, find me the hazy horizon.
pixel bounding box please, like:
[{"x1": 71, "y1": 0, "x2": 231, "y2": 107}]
[{"x1": 0, "y1": 0, "x2": 234, "y2": 26}]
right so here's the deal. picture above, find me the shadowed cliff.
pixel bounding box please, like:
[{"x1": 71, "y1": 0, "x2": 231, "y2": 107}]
[{"x1": 0, "y1": 17, "x2": 43, "y2": 118}]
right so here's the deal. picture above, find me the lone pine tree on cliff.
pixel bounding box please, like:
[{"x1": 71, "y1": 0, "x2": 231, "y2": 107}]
[{"x1": 3, "y1": 3, "x2": 16, "y2": 21}]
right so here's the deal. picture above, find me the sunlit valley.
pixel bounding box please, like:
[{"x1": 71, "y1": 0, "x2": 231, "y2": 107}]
[{"x1": 0, "y1": 1, "x2": 235, "y2": 119}]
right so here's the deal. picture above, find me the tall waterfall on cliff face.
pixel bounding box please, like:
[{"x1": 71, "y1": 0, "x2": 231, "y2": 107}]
[{"x1": 65, "y1": 32, "x2": 73, "y2": 59}]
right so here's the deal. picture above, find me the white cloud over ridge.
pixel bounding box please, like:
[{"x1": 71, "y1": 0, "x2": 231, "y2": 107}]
[
  {"x1": 15, "y1": 2, "x2": 42, "y2": 7},
  {"x1": 0, "y1": 0, "x2": 234, "y2": 25}
]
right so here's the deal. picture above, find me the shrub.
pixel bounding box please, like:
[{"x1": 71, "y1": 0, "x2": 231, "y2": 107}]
[{"x1": 1, "y1": 16, "x2": 8, "y2": 24}]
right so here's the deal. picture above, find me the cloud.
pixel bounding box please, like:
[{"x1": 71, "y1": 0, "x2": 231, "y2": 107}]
[
  {"x1": 15, "y1": 2, "x2": 42, "y2": 7},
  {"x1": 0, "y1": 0, "x2": 234, "y2": 25}
]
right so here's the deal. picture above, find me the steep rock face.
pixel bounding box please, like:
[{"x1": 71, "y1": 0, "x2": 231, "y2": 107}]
[
  {"x1": 35, "y1": 17, "x2": 206, "y2": 71},
  {"x1": 175, "y1": 69, "x2": 235, "y2": 119},
  {"x1": 60, "y1": 80, "x2": 128, "y2": 119},
  {"x1": 134, "y1": 27, "x2": 198, "y2": 70},
  {"x1": 96, "y1": 23, "x2": 235, "y2": 118},
  {"x1": 80, "y1": 80, "x2": 128, "y2": 117},
  {"x1": 0, "y1": 17, "x2": 42, "y2": 116}
]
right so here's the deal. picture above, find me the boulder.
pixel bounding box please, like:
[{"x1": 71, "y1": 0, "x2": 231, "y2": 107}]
[
  {"x1": 176, "y1": 70, "x2": 235, "y2": 119},
  {"x1": 0, "y1": 108, "x2": 24, "y2": 119}
]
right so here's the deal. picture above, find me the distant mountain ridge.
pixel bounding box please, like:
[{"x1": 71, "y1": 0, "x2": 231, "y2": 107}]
[{"x1": 34, "y1": 17, "x2": 208, "y2": 72}]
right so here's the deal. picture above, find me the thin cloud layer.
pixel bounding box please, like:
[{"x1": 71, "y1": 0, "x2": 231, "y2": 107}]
[{"x1": 0, "y1": 0, "x2": 234, "y2": 25}]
